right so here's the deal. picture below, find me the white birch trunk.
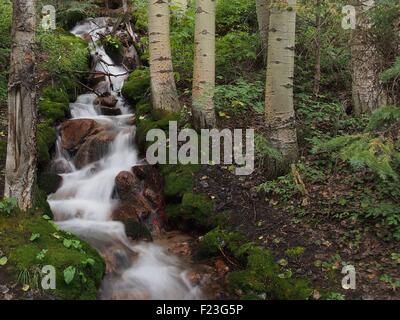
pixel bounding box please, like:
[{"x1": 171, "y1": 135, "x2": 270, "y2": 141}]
[
  {"x1": 192, "y1": 0, "x2": 216, "y2": 129},
  {"x1": 148, "y1": 0, "x2": 180, "y2": 113},
  {"x1": 265, "y1": 0, "x2": 298, "y2": 177}
]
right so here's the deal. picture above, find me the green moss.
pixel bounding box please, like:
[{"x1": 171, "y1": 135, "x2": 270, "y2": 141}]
[
  {"x1": 33, "y1": 188, "x2": 53, "y2": 219},
  {"x1": 135, "y1": 101, "x2": 151, "y2": 116},
  {"x1": 37, "y1": 123, "x2": 57, "y2": 167},
  {"x1": 197, "y1": 228, "x2": 312, "y2": 300},
  {"x1": 37, "y1": 171, "x2": 61, "y2": 195},
  {"x1": 121, "y1": 67, "x2": 150, "y2": 105},
  {"x1": 38, "y1": 100, "x2": 66, "y2": 124},
  {"x1": 0, "y1": 140, "x2": 7, "y2": 162},
  {"x1": 162, "y1": 164, "x2": 200, "y2": 199},
  {"x1": 197, "y1": 227, "x2": 245, "y2": 259},
  {"x1": 166, "y1": 192, "x2": 214, "y2": 227},
  {"x1": 124, "y1": 218, "x2": 152, "y2": 241},
  {"x1": 135, "y1": 112, "x2": 180, "y2": 150},
  {"x1": 285, "y1": 246, "x2": 306, "y2": 257},
  {"x1": 0, "y1": 212, "x2": 105, "y2": 299},
  {"x1": 102, "y1": 35, "x2": 123, "y2": 65}
]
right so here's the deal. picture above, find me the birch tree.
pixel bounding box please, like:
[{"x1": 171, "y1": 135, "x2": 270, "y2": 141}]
[
  {"x1": 148, "y1": 0, "x2": 180, "y2": 112},
  {"x1": 192, "y1": 0, "x2": 216, "y2": 129},
  {"x1": 265, "y1": 0, "x2": 298, "y2": 177},
  {"x1": 351, "y1": 0, "x2": 385, "y2": 115},
  {"x1": 255, "y1": 0, "x2": 270, "y2": 64},
  {"x1": 5, "y1": 0, "x2": 37, "y2": 210}
]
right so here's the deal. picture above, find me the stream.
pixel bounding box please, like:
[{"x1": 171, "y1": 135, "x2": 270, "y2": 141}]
[{"x1": 47, "y1": 17, "x2": 202, "y2": 300}]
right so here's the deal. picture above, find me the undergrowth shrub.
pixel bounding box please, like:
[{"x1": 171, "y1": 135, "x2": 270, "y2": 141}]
[
  {"x1": 216, "y1": 32, "x2": 260, "y2": 82},
  {"x1": 214, "y1": 79, "x2": 264, "y2": 116}
]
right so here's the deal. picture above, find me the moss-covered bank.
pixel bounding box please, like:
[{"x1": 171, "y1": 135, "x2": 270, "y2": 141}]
[{"x1": 0, "y1": 212, "x2": 105, "y2": 299}]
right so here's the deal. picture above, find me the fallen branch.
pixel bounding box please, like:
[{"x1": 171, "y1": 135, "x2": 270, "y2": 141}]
[{"x1": 76, "y1": 80, "x2": 101, "y2": 96}]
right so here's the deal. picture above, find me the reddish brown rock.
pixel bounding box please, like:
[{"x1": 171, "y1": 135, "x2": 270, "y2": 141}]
[
  {"x1": 214, "y1": 259, "x2": 229, "y2": 277},
  {"x1": 60, "y1": 119, "x2": 99, "y2": 152},
  {"x1": 115, "y1": 171, "x2": 141, "y2": 200},
  {"x1": 186, "y1": 271, "x2": 202, "y2": 286},
  {"x1": 74, "y1": 130, "x2": 117, "y2": 168},
  {"x1": 132, "y1": 164, "x2": 163, "y2": 193},
  {"x1": 94, "y1": 95, "x2": 118, "y2": 108}
]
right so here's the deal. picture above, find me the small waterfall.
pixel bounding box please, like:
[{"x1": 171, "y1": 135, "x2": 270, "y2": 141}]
[{"x1": 47, "y1": 17, "x2": 201, "y2": 300}]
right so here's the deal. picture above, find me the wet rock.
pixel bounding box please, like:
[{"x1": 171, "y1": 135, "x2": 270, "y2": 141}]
[
  {"x1": 122, "y1": 45, "x2": 140, "y2": 70},
  {"x1": 74, "y1": 130, "x2": 117, "y2": 169},
  {"x1": 82, "y1": 32, "x2": 92, "y2": 42},
  {"x1": 132, "y1": 163, "x2": 163, "y2": 193},
  {"x1": 60, "y1": 119, "x2": 99, "y2": 152},
  {"x1": 214, "y1": 259, "x2": 229, "y2": 277},
  {"x1": 112, "y1": 203, "x2": 152, "y2": 240},
  {"x1": 100, "y1": 106, "x2": 122, "y2": 116},
  {"x1": 52, "y1": 159, "x2": 74, "y2": 174},
  {"x1": 94, "y1": 95, "x2": 118, "y2": 108},
  {"x1": 95, "y1": 80, "x2": 111, "y2": 96},
  {"x1": 115, "y1": 171, "x2": 142, "y2": 200},
  {"x1": 126, "y1": 115, "x2": 136, "y2": 126},
  {"x1": 186, "y1": 271, "x2": 202, "y2": 286},
  {"x1": 89, "y1": 72, "x2": 106, "y2": 86}
]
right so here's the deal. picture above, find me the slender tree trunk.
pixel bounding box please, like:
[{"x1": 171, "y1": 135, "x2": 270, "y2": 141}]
[
  {"x1": 255, "y1": 0, "x2": 270, "y2": 64},
  {"x1": 192, "y1": 0, "x2": 216, "y2": 129},
  {"x1": 5, "y1": 0, "x2": 37, "y2": 210},
  {"x1": 148, "y1": 0, "x2": 180, "y2": 113},
  {"x1": 351, "y1": 0, "x2": 385, "y2": 115},
  {"x1": 313, "y1": 0, "x2": 321, "y2": 95},
  {"x1": 265, "y1": 0, "x2": 298, "y2": 177}
]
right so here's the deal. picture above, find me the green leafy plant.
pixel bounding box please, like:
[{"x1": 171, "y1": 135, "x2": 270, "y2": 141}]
[
  {"x1": 215, "y1": 79, "x2": 264, "y2": 115},
  {"x1": 29, "y1": 233, "x2": 41, "y2": 242},
  {"x1": 63, "y1": 266, "x2": 76, "y2": 284},
  {"x1": 0, "y1": 256, "x2": 8, "y2": 266},
  {"x1": 0, "y1": 197, "x2": 18, "y2": 216},
  {"x1": 36, "y1": 249, "x2": 48, "y2": 261}
]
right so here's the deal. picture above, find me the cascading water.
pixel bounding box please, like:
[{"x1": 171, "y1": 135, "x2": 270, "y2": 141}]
[{"x1": 47, "y1": 17, "x2": 201, "y2": 300}]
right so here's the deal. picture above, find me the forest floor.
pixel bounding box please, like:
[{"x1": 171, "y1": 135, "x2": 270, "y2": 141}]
[
  {"x1": 183, "y1": 110, "x2": 400, "y2": 300},
  {"x1": 1, "y1": 106, "x2": 399, "y2": 300}
]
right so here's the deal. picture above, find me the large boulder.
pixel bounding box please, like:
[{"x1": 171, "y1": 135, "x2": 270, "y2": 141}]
[
  {"x1": 74, "y1": 130, "x2": 117, "y2": 168},
  {"x1": 60, "y1": 119, "x2": 100, "y2": 152}
]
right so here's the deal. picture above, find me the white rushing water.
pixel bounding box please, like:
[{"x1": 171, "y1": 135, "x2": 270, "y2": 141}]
[{"x1": 47, "y1": 18, "x2": 200, "y2": 300}]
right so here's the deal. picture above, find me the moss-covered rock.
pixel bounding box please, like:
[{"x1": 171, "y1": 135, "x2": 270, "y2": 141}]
[
  {"x1": 102, "y1": 35, "x2": 123, "y2": 65},
  {"x1": 0, "y1": 212, "x2": 105, "y2": 299},
  {"x1": 37, "y1": 123, "x2": 57, "y2": 167},
  {"x1": 121, "y1": 67, "x2": 150, "y2": 105},
  {"x1": 227, "y1": 247, "x2": 312, "y2": 300},
  {"x1": 136, "y1": 112, "x2": 181, "y2": 151},
  {"x1": 124, "y1": 218, "x2": 153, "y2": 241},
  {"x1": 37, "y1": 171, "x2": 62, "y2": 195},
  {"x1": 161, "y1": 164, "x2": 200, "y2": 199},
  {"x1": 38, "y1": 87, "x2": 70, "y2": 125},
  {"x1": 166, "y1": 192, "x2": 214, "y2": 227},
  {"x1": 198, "y1": 228, "x2": 312, "y2": 300}
]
